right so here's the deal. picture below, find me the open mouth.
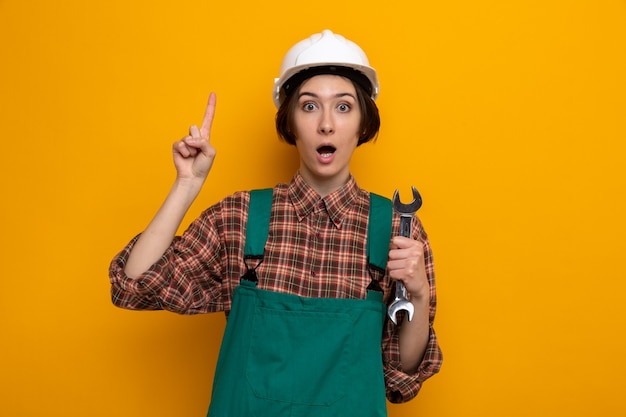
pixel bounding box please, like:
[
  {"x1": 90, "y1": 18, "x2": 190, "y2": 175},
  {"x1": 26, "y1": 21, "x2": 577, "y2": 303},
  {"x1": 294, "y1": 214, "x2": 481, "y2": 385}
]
[{"x1": 317, "y1": 145, "x2": 336, "y2": 158}]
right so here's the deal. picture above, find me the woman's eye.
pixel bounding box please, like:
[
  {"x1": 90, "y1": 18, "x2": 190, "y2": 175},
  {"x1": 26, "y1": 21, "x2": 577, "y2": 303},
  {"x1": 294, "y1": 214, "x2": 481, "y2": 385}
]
[
  {"x1": 337, "y1": 103, "x2": 351, "y2": 112},
  {"x1": 302, "y1": 103, "x2": 317, "y2": 111}
]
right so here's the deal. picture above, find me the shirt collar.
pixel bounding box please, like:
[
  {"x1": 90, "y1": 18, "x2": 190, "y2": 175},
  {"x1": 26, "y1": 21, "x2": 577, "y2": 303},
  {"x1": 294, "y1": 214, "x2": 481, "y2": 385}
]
[{"x1": 288, "y1": 172, "x2": 359, "y2": 228}]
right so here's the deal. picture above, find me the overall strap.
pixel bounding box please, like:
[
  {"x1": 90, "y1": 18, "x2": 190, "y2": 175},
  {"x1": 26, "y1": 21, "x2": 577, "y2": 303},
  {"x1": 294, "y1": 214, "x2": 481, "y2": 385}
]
[
  {"x1": 244, "y1": 188, "x2": 274, "y2": 259},
  {"x1": 244, "y1": 189, "x2": 392, "y2": 271},
  {"x1": 367, "y1": 193, "x2": 393, "y2": 271}
]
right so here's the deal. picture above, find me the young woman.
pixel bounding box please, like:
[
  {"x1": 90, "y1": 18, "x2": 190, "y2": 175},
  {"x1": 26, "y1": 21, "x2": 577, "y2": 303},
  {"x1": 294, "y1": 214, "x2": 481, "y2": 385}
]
[{"x1": 110, "y1": 29, "x2": 442, "y2": 416}]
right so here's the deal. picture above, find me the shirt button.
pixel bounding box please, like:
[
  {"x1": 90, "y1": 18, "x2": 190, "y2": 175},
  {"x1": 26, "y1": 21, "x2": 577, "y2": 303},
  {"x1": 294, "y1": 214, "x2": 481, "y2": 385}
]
[{"x1": 311, "y1": 270, "x2": 316, "y2": 277}]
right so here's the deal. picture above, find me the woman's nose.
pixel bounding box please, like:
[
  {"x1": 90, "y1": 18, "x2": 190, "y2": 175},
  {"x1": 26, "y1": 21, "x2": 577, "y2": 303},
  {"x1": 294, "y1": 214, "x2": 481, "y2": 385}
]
[{"x1": 318, "y1": 111, "x2": 334, "y2": 134}]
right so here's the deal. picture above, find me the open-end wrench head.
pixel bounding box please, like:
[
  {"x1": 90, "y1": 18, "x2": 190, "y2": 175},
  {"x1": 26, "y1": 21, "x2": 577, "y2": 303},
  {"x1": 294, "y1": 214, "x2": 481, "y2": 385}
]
[
  {"x1": 388, "y1": 301, "x2": 415, "y2": 324},
  {"x1": 392, "y1": 186, "x2": 422, "y2": 214}
]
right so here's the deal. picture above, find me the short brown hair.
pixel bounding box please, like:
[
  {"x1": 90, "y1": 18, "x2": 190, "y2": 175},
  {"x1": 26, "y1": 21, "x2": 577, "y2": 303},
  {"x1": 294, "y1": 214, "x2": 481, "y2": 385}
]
[{"x1": 275, "y1": 77, "x2": 381, "y2": 146}]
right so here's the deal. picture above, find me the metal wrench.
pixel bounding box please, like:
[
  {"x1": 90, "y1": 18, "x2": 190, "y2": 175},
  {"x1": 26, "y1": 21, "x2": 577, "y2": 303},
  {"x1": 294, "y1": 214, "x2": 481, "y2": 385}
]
[{"x1": 387, "y1": 186, "x2": 423, "y2": 325}]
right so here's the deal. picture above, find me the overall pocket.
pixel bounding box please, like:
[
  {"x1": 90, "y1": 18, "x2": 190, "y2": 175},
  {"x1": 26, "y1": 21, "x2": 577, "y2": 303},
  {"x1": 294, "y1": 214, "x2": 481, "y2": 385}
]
[{"x1": 245, "y1": 306, "x2": 353, "y2": 406}]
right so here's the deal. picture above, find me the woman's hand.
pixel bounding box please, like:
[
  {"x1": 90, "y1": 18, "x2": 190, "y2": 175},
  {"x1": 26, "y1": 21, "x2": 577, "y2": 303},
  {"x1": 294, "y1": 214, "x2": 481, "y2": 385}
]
[
  {"x1": 387, "y1": 236, "x2": 430, "y2": 302},
  {"x1": 172, "y1": 93, "x2": 217, "y2": 181}
]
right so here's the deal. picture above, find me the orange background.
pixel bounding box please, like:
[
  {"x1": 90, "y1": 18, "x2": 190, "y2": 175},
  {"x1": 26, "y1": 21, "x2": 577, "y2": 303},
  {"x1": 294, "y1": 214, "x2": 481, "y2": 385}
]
[{"x1": 1, "y1": 1, "x2": 625, "y2": 416}]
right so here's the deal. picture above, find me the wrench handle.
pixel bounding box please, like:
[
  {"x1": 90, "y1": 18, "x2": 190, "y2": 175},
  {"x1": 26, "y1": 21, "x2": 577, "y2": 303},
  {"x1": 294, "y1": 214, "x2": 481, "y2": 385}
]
[
  {"x1": 399, "y1": 214, "x2": 413, "y2": 238},
  {"x1": 395, "y1": 214, "x2": 414, "y2": 299}
]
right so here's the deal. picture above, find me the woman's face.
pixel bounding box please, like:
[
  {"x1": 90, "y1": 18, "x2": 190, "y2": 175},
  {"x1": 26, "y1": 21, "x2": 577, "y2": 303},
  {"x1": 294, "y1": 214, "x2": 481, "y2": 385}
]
[{"x1": 292, "y1": 74, "x2": 361, "y2": 194}]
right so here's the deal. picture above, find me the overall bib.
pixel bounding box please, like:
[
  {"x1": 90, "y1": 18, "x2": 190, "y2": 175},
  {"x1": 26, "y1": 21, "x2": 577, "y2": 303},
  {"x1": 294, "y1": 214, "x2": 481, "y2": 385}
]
[{"x1": 207, "y1": 190, "x2": 392, "y2": 417}]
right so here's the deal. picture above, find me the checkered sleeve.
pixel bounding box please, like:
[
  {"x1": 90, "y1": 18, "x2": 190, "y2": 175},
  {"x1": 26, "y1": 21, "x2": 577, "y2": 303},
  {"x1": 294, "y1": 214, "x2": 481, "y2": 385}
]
[
  {"x1": 109, "y1": 234, "x2": 164, "y2": 311},
  {"x1": 382, "y1": 215, "x2": 443, "y2": 402},
  {"x1": 108, "y1": 193, "x2": 248, "y2": 314}
]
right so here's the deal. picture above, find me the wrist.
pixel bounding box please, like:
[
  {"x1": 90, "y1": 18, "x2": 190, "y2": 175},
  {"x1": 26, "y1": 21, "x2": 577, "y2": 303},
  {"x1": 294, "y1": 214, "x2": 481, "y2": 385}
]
[
  {"x1": 173, "y1": 176, "x2": 204, "y2": 192},
  {"x1": 408, "y1": 286, "x2": 430, "y2": 304},
  {"x1": 168, "y1": 177, "x2": 205, "y2": 207}
]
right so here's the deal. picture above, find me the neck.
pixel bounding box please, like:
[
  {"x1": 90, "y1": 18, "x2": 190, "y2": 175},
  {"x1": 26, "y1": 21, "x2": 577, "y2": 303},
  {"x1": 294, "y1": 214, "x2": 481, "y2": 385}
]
[{"x1": 298, "y1": 170, "x2": 351, "y2": 198}]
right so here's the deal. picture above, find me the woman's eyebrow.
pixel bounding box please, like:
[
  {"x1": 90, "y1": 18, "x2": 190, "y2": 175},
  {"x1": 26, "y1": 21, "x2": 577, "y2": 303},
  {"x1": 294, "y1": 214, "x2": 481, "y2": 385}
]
[{"x1": 298, "y1": 91, "x2": 357, "y2": 99}]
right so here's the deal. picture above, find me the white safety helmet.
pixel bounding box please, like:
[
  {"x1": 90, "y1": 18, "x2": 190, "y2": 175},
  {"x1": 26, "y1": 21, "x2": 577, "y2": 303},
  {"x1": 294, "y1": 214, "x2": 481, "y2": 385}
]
[{"x1": 273, "y1": 29, "x2": 379, "y2": 108}]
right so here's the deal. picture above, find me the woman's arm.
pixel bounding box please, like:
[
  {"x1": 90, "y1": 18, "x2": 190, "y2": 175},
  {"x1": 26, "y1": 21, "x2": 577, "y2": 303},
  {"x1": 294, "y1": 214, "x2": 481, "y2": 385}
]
[{"x1": 124, "y1": 93, "x2": 217, "y2": 278}]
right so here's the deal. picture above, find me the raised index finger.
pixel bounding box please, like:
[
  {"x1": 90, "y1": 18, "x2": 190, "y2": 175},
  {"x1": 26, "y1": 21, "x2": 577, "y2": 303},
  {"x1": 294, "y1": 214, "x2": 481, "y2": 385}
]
[{"x1": 200, "y1": 92, "x2": 217, "y2": 138}]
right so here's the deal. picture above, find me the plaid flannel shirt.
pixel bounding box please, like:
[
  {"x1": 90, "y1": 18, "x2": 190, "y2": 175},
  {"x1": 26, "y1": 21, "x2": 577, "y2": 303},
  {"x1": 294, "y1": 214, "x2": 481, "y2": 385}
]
[{"x1": 109, "y1": 172, "x2": 442, "y2": 402}]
